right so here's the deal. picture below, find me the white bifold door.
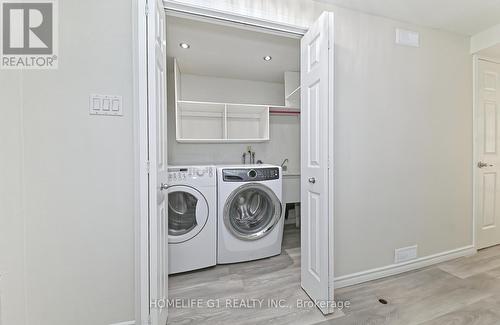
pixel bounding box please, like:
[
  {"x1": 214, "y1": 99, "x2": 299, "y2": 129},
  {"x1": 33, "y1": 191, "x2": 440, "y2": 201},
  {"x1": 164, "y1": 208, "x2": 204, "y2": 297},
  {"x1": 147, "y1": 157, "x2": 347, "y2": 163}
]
[
  {"x1": 300, "y1": 12, "x2": 335, "y2": 314},
  {"x1": 147, "y1": 0, "x2": 168, "y2": 324},
  {"x1": 476, "y1": 59, "x2": 500, "y2": 249}
]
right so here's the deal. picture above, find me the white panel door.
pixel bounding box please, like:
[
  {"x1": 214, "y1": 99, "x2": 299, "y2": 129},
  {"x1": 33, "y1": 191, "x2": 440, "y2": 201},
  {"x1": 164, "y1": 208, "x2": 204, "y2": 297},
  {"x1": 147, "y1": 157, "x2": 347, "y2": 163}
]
[
  {"x1": 147, "y1": 0, "x2": 168, "y2": 324},
  {"x1": 477, "y1": 59, "x2": 500, "y2": 249},
  {"x1": 300, "y1": 11, "x2": 335, "y2": 315}
]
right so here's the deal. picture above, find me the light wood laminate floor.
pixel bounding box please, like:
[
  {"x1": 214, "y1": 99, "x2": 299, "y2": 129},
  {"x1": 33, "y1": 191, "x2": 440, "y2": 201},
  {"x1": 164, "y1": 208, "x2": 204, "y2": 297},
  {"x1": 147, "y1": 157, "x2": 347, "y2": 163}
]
[{"x1": 168, "y1": 225, "x2": 500, "y2": 325}]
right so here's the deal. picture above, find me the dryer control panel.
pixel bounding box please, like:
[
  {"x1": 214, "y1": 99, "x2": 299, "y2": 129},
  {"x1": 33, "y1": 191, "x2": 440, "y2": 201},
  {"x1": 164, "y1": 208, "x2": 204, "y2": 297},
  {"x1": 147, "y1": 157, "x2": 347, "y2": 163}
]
[
  {"x1": 222, "y1": 167, "x2": 280, "y2": 182},
  {"x1": 168, "y1": 166, "x2": 215, "y2": 184}
]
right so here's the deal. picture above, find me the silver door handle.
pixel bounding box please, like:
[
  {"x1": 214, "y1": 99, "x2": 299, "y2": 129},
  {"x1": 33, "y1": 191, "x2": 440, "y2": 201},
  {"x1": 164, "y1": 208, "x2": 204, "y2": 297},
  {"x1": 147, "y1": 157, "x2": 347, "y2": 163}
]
[
  {"x1": 308, "y1": 177, "x2": 316, "y2": 184},
  {"x1": 478, "y1": 161, "x2": 494, "y2": 168},
  {"x1": 160, "y1": 183, "x2": 168, "y2": 190}
]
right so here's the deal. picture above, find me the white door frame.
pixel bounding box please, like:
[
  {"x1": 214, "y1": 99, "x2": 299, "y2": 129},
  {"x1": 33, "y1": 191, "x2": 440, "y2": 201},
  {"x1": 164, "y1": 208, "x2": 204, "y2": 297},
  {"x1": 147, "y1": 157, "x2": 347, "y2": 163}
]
[
  {"x1": 473, "y1": 54, "x2": 500, "y2": 250},
  {"x1": 133, "y1": 0, "x2": 150, "y2": 324},
  {"x1": 163, "y1": 1, "x2": 308, "y2": 37},
  {"x1": 134, "y1": 2, "x2": 334, "y2": 323}
]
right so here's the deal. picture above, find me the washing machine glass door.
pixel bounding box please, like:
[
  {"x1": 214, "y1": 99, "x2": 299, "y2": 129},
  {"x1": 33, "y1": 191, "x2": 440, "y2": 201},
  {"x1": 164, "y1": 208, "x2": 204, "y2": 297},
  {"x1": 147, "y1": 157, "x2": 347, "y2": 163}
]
[
  {"x1": 167, "y1": 185, "x2": 209, "y2": 244},
  {"x1": 223, "y1": 183, "x2": 282, "y2": 241}
]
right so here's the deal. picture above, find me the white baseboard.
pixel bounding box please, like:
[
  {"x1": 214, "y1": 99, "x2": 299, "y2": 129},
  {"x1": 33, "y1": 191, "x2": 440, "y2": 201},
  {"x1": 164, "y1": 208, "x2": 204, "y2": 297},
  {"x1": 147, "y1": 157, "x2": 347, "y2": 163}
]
[
  {"x1": 109, "y1": 321, "x2": 135, "y2": 325},
  {"x1": 334, "y1": 245, "x2": 476, "y2": 289}
]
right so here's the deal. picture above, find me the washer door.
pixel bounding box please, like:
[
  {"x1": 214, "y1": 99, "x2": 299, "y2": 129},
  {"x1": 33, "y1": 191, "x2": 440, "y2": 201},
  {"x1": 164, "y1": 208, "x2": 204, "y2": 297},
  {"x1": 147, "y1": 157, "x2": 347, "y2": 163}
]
[
  {"x1": 167, "y1": 185, "x2": 209, "y2": 244},
  {"x1": 223, "y1": 183, "x2": 282, "y2": 241}
]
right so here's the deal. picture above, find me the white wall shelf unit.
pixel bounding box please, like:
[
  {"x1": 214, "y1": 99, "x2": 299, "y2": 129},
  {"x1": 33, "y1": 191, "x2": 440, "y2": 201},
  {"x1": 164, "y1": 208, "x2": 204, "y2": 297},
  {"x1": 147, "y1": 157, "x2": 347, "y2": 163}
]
[
  {"x1": 176, "y1": 100, "x2": 270, "y2": 143},
  {"x1": 226, "y1": 104, "x2": 269, "y2": 141},
  {"x1": 174, "y1": 57, "x2": 272, "y2": 143},
  {"x1": 176, "y1": 101, "x2": 226, "y2": 141}
]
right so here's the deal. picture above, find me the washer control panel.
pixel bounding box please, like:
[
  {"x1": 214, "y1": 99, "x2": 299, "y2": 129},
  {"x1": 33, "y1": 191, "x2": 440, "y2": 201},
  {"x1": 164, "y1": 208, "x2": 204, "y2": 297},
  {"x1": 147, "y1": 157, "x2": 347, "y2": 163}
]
[
  {"x1": 223, "y1": 167, "x2": 279, "y2": 182},
  {"x1": 168, "y1": 166, "x2": 214, "y2": 182}
]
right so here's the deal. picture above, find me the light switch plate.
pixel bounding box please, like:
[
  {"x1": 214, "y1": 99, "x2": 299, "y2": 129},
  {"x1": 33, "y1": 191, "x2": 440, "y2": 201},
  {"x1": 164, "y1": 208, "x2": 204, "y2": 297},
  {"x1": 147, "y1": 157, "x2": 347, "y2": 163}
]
[
  {"x1": 395, "y1": 28, "x2": 420, "y2": 47},
  {"x1": 89, "y1": 94, "x2": 123, "y2": 116}
]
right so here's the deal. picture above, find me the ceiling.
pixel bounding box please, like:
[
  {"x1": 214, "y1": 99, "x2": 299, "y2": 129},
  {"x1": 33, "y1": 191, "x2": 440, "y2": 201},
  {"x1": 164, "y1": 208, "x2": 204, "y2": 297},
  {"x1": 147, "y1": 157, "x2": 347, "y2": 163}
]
[
  {"x1": 316, "y1": 0, "x2": 500, "y2": 36},
  {"x1": 166, "y1": 16, "x2": 300, "y2": 83},
  {"x1": 479, "y1": 43, "x2": 500, "y2": 59}
]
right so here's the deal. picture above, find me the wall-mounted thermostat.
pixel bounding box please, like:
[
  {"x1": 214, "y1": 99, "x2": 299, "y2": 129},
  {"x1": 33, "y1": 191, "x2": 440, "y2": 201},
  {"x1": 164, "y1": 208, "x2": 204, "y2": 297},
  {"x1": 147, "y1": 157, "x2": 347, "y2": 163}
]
[{"x1": 89, "y1": 94, "x2": 123, "y2": 116}]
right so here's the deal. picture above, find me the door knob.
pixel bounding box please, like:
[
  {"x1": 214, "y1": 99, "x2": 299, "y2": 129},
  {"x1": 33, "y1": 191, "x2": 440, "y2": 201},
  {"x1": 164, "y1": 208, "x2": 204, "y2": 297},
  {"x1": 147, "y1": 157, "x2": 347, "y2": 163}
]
[
  {"x1": 160, "y1": 183, "x2": 169, "y2": 190},
  {"x1": 308, "y1": 177, "x2": 316, "y2": 184},
  {"x1": 478, "y1": 161, "x2": 494, "y2": 168}
]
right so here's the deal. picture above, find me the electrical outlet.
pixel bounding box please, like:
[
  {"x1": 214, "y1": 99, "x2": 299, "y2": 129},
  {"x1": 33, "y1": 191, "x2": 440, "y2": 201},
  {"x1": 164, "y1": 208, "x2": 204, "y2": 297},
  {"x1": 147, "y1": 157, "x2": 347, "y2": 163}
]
[{"x1": 394, "y1": 245, "x2": 418, "y2": 263}]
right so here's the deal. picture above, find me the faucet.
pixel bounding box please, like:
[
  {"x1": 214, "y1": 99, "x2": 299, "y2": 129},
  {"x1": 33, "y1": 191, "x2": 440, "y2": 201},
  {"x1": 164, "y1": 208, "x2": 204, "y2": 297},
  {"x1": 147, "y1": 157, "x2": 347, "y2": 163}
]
[
  {"x1": 242, "y1": 151, "x2": 256, "y2": 164},
  {"x1": 244, "y1": 146, "x2": 255, "y2": 164},
  {"x1": 280, "y1": 158, "x2": 289, "y2": 172}
]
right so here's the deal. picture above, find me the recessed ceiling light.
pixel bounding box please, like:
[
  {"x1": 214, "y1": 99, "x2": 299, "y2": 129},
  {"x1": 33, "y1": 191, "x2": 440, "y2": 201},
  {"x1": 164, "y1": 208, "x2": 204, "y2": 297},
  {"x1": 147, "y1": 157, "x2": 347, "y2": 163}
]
[
  {"x1": 179, "y1": 43, "x2": 190, "y2": 49},
  {"x1": 263, "y1": 55, "x2": 272, "y2": 61}
]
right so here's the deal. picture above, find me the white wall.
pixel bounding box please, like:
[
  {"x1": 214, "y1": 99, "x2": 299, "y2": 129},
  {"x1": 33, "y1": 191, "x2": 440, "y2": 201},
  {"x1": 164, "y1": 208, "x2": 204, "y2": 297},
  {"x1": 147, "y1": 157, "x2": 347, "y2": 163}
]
[
  {"x1": 168, "y1": 72, "x2": 301, "y2": 173},
  {"x1": 0, "y1": 71, "x2": 26, "y2": 325},
  {"x1": 332, "y1": 9, "x2": 472, "y2": 276},
  {"x1": 1, "y1": 0, "x2": 136, "y2": 324},
  {"x1": 180, "y1": 73, "x2": 285, "y2": 105},
  {"x1": 172, "y1": 0, "x2": 473, "y2": 277}
]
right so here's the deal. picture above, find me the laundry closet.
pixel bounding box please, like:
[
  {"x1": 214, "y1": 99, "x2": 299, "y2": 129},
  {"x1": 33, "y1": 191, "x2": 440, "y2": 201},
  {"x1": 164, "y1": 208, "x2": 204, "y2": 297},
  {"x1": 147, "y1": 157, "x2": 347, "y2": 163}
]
[
  {"x1": 166, "y1": 15, "x2": 302, "y2": 224},
  {"x1": 164, "y1": 15, "x2": 310, "y2": 321}
]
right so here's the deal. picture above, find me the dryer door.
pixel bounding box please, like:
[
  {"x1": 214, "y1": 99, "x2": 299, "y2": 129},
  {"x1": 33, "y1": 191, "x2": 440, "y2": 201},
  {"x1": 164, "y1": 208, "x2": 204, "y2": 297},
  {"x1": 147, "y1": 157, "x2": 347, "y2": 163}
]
[
  {"x1": 167, "y1": 185, "x2": 209, "y2": 244},
  {"x1": 223, "y1": 183, "x2": 282, "y2": 241}
]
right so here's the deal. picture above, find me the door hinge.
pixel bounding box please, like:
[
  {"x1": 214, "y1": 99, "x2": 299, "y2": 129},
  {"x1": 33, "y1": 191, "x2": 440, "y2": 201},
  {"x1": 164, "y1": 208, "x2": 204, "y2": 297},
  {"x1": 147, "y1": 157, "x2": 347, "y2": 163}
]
[
  {"x1": 146, "y1": 160, "x2": 151, "y2": 174},
  {"x1": 145, "y1": 3, "x2": 149, "y2": 16}
]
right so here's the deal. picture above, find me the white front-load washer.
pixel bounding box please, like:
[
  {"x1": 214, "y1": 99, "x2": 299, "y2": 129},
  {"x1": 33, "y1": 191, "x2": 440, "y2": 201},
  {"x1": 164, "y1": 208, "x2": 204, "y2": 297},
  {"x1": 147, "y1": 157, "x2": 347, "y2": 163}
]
[
  {"x1": 217, "y1": 164, "x2": 284, "y2": 264},
  {"x1": 167, "y1": 165, "x2": 216, "y2": 274}
]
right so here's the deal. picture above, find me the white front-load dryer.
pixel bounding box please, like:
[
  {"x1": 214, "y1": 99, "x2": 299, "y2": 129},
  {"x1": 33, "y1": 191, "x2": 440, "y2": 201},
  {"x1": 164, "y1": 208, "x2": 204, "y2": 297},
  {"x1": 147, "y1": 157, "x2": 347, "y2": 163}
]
[
  {"x1": 217, "y1": 165, "x2": 284, "y2": 264},
  {"x1": 167, "y1": 165, "x2": 216, "y2": 274}
]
